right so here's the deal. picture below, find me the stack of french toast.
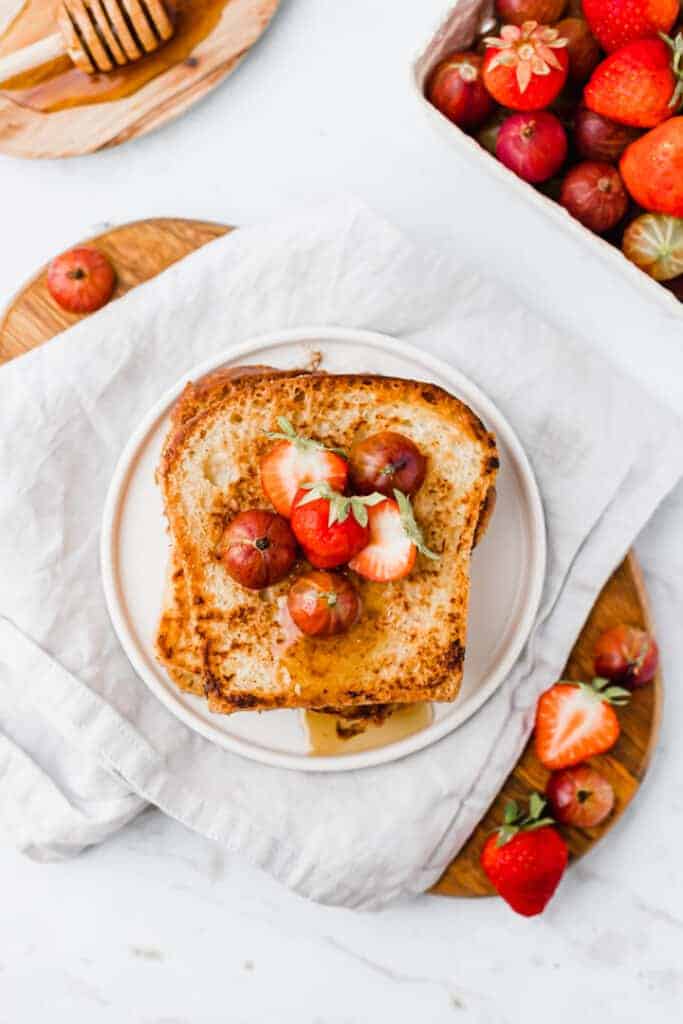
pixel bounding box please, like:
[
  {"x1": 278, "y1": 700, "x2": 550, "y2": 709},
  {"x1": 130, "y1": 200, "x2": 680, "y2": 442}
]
[{"x1": 155, "y1": 366, "x2": 498, "y2": 721}]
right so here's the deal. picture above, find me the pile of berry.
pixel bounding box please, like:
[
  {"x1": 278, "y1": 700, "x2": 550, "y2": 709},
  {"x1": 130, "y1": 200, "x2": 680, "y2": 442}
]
[
  {"x1": 426, "y1": 0, "x2": 683, "y2": 296},
  {"x1": 481, "y1": 624, "x2": 658, "y2": 917}
]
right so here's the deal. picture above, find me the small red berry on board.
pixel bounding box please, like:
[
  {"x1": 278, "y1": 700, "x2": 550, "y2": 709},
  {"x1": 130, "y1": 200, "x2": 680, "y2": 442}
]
[
  {"x1": 584, "y1": 36, "x2": 683, "y2": 129},
  {"x1": 582, "y1": 0, "x2": 678, "y2": 54},
  {"x1": 496, "y1": 111, "x2": 568, "y2": 182},
  {"x1": 483, "y1": 22, "x2": 569, "y2": 112},
  {"x1": 47, "y1": 246, "x2": 116, "y2": 314},
  {"x1": 349, "y1": 490, "x2": 438, "y2": 583},
  {"x1": 287, "y1": 570, "x2": 361, "y2": 637},
  {"x1": 495, "y1": 0, "x2": 567, "y2": 27},
  {"x1": 426, "y1": 53, "x2": 496, "y2": 130},
  {"x1": 560, "y1": 161, "x2": 629, "y2": 233},
  {"x1": 534, "y1": 677, "x2": 630, "y2": 770},
  {"x1": 219, "y1": 510, "x2": 298, "y2": 590},
  {"x1": 546, "y1": 764, "x2": 615, "y2": 827},
  {"x1": 260, "y1": 417, "x2": 348, "y2": 518},
  {"x1": 290, "y1": 482, "x2": 381, "y2": 569},
  {"x1": 620, "y1": 117, "x2": 683, "y2": 216},
  {"x1": 574, "y1": 107, "x2": 641, "y2": 163},
  {"x1": 480, "y1": 793, "x2": 569, "y2": 917},
  {"x1": 593, "y1": 624, "x2": 659, "y2": 686},
  {"x1": 555, "y1": 17, "x2": 601, "y2": 86}
]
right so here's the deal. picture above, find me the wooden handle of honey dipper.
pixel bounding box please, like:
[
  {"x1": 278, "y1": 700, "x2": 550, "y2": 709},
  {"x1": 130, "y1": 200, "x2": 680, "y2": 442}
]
[{"x1": 0, "y1": 33, "x2": 66, "y2": 86}]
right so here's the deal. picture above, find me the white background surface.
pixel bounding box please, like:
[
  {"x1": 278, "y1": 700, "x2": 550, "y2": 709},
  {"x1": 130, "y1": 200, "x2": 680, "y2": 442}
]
[{"x1": 1, "y1": 1, "x2": 682, "y2": 1021}]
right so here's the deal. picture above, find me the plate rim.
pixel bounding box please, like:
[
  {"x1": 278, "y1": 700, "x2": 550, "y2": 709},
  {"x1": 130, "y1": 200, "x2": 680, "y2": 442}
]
[{"x1": 100, "y1": 325, "x2": 547, "y2": 772}]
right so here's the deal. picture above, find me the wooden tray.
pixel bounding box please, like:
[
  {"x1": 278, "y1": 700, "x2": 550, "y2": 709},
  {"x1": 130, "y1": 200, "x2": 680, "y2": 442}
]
[
  {"x1": 0, "y1": 0, "x2": 279, "y2": 158},
  {"x1": 0, "y1": 217, "x2": 662, "y2": 896}
]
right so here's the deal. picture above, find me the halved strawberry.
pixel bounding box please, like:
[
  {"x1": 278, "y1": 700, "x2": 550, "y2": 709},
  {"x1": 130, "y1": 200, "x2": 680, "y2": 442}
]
[
  {"x1": 260, "y1": 417, "x2": 348, "y2": 517},
  {"x1": 534, "y1": 677, "x2": 630, "y2": 770},
  {"x1": 349, "y1": 490, "x2": 438, "y2": 582}
]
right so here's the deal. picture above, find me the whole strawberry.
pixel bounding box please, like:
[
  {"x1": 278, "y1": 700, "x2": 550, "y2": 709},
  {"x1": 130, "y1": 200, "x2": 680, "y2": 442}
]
[
  {"x1": 583, "y1": 0, "x2": 678, "y2": 53},
  {"x1": 480, "y1": 794, "x2": 569, "y2": 917},
  {"x1": 620, "y1": 116, "x2": 683, "y2": 215},
  {"x1": 483, "y1": 21, "x2": 569, "y2": 111},
  {"x1": 290, "y1": 482, "x2": 383, "y2": 569},
  {"x1": 584, "y1": 36, "x2": 683, "y2": 128}
]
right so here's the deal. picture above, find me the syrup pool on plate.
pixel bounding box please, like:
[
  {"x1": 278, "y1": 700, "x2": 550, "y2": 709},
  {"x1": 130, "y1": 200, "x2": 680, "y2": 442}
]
[{"x1": 304, "y1": 703, "x2": 433, "y2": 757}]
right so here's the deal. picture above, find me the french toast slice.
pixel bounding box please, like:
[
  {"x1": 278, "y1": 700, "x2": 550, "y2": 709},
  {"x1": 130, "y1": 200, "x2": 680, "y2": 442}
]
[
  {"x1": 158, "y1": 370, "x2": 498, "y2": 713},
  {"x1": 155, "y1": 366, "x2": 297, "y2": 694}
]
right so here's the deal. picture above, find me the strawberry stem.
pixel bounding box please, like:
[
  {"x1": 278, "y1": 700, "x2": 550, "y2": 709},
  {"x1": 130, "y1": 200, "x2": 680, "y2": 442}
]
[
  {"x1": 577, "y1": 677, "x2": 630, "y2": 706},
  {"x1": 298, "y1": 481, "x2": 384, "y2": 527},
  {"x1": 265, "y1": 417, "x2": 348, "y2": 458},
  {"x1": 394, "y1": 490, "x2": 439, "y2": 560},
  {"x1": 493, "y1": 793, "x2": 555, "y2": 847},
  {"x1": 661, "y1": 32, "x2": 683, "y2": 110}
]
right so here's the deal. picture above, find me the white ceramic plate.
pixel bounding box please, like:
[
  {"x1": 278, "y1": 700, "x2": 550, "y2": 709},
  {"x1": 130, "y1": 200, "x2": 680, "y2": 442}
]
[{"x1": 101, "y1": 327, "x2": 546, "y2": 772}]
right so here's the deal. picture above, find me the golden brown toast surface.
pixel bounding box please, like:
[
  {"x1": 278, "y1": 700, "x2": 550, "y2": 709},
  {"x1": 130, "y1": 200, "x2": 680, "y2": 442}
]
[{"x1": 157, "y1": 369, "x2": 498, "y2": 713}]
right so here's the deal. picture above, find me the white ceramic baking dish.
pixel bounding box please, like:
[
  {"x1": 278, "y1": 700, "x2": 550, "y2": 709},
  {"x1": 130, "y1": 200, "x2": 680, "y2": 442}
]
[{"x1": 412, "y1": 0, "x2": 682, "y2": 316}]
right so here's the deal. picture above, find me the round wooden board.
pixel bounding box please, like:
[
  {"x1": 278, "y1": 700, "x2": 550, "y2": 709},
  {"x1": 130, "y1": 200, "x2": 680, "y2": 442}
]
[
  {"x1": 0, "y1": 0, "x2": 279, "y2": 159},
  {"x1": 0, "y1": 217, "x2": 662, "y2": 897}
]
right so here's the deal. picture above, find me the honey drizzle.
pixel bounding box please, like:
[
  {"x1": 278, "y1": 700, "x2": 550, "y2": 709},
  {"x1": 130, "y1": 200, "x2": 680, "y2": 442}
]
[
  {"x1": 0, "y1": 0, "x2": 229, "y2": 113},
  {"x1": 304, "y1": 704, "x2": 433, "y2": 757}
]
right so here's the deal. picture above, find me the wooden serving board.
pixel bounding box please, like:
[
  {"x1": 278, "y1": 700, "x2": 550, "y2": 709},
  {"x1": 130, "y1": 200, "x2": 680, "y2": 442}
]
[
  {"x1": 0, "y1": 0, "x2": 279, "y2": 158},
  {"x1": 0, "y1": 217, "x2": 662, "y2": 897}
]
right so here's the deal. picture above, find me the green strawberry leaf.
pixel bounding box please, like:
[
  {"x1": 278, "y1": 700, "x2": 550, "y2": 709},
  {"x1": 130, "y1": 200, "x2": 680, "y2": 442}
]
[
  {"x1": 393, "y1": 490, "x2": 439, "y2": 560},
  {"x1": 661, "y1": 32, "x2": 683, "y2": 110},
  {"x1": 352, "y1": 501, "x2": 368, "y2": 528},
  {"x1": 524, "y1": 817, "x2": 556, "y2": 832},
  {"x1": 602, "y1": 685, "x2": 631, "y2": 706},
  {"x1": 494, "y1": 793, "x2": 555, "y2": 846},
  {"x1": 265, "y1": 417, "x2": 348, "y2": 458},
  {"x1": 496, "y1": 824, "x2": 518, "y2": 848},
  {"x1": 577, "y1": 677, "x2": 631, "y2": 707},
  {"x1": 298, "y1": 482, "x2": 385, "y2": 529},
  {"x1": 527, "y1": 792, "x2": 546, "y2": 822},
  {"x1": 503, "y1": 800, "x2": 519, "y2": 825}
]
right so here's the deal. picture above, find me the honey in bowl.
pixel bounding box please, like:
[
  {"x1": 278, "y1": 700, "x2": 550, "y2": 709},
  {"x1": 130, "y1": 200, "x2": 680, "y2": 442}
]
[{"x1": 0, "y1": 0, "x2": 230, "y2": 113}]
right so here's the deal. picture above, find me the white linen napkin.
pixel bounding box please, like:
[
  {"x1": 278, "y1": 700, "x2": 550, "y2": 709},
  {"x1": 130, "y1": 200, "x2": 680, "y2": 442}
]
[{"x1": 1, "y1": 197, "x2": 682, "y2": 909}]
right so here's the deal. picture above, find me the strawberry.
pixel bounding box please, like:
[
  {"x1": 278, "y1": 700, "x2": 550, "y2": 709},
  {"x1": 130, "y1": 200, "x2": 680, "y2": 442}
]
[
  {"x1": 290, "y1": 483, "x2": 383, "y2": 569},
  {"x1": 584, "y1": 36, "x2": 683, "y2": 129},
  {"x1": 483, "y1": 21, "x2": 569, "y2": 111},
  {"x1": 480, "y1": 794, "x2": 568, "y2": 917},
  {"x1": 583, "y1": 0, "x2": 678, "y2": 54},
  {"x1": 620, "y1": 116, "x2": 683, "y2": 215},
  {"x1": 47, "y1": 246, "x2": 116, "y2": 314},
  {"x1": 260, "y1": 417, "x2": 348, "y2": 517},
  {"x1": 349, "y1": 490, "x2": 438, "y2": 582},
  {"x1": 534, "y1": 677, "x2": 630, "y2": 770}
]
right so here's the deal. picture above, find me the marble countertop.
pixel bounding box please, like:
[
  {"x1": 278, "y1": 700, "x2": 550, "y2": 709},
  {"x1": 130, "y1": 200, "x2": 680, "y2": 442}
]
[{"x1": 1, "y1": 1, "x2": 682, "y2": 1020}]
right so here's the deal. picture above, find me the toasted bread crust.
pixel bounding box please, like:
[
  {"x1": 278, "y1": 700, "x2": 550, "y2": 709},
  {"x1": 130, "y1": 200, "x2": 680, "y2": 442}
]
[
  {"x1": 157, "y1": 369, "x2": 498, "y2": 714},
  {"x1": 156, "y1": 366, "x2": 294, "y2": 690}
]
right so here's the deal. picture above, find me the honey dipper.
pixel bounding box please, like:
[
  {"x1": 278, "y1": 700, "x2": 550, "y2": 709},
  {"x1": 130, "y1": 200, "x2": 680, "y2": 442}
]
[{"x1": 0, "y1": 0, "x2": 175, "y2": 81}]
